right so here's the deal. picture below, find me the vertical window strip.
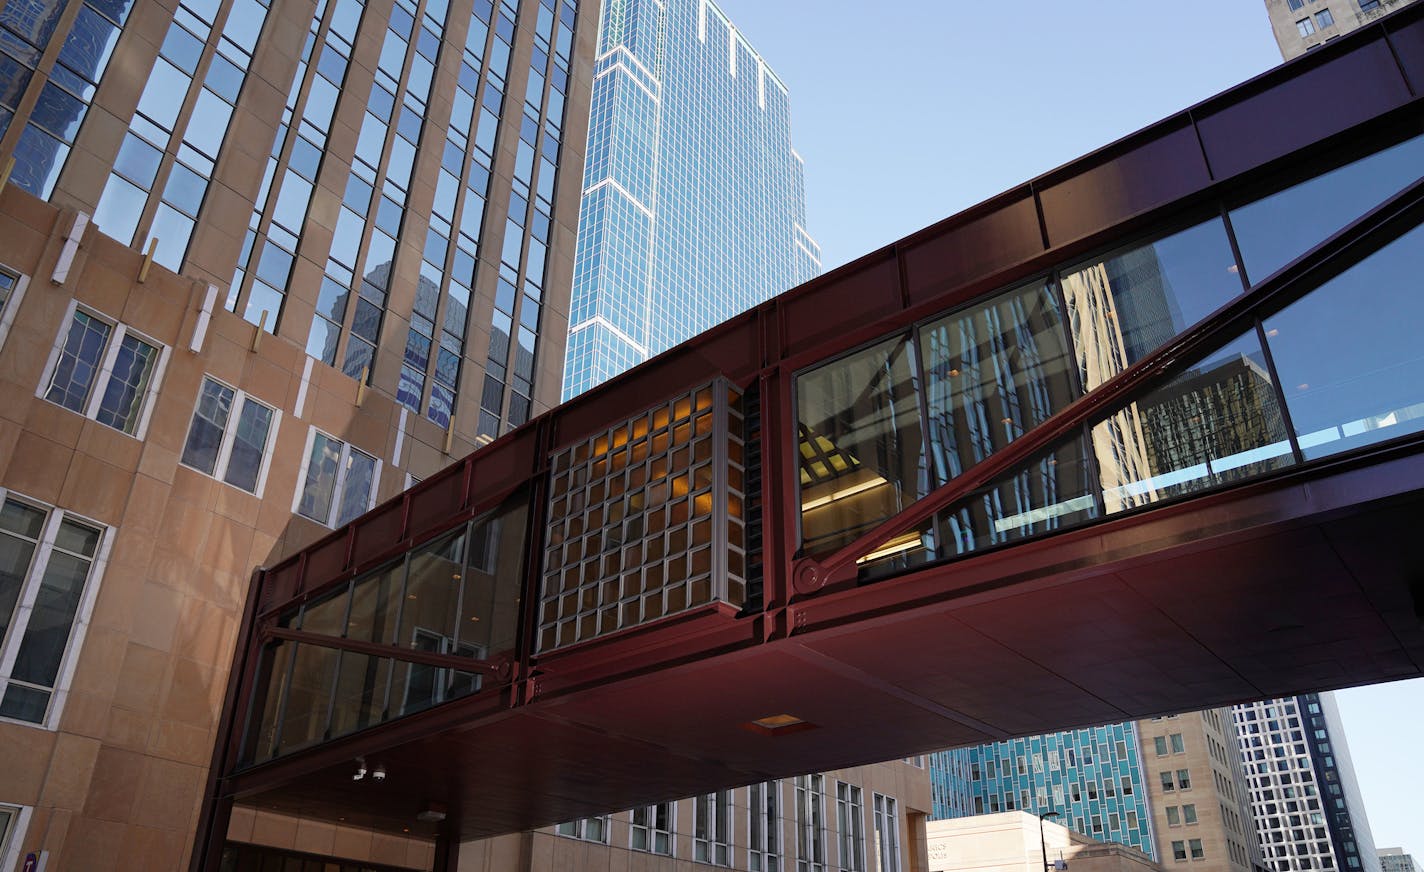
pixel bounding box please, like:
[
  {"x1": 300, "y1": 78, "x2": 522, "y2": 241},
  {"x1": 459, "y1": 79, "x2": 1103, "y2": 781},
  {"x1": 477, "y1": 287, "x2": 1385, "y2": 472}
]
[
  {"x1": 230, "y1": 0, "x2": 348, "y2": 335},
  {"x1": 0, "y1": 492, "x2": 107, "y2": 727},
  {"x1": 7, "y1": 0, "x2": 134, "y2": 199}
]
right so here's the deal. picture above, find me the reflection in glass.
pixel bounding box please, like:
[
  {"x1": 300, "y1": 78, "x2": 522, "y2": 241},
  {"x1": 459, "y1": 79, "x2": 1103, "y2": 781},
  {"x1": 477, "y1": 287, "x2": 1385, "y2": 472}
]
[
  {"x1": 797, "y1": 336, "x2": 924, "y2": 555},
  {"x1": 920, "y1": 280, "x2": 1077, "y2": 484},
  {"x1": 277, "y1": 642, "x2": 338, "y2": 753},
  {"x1": 1230, "y1": 134, "x2": 1424, "y2": 284},
  {"x1": 1062, "y1": 219, "x2": 1240, "y2": 390},
  {"x1": 1264, "y1": 222, "x2": 1424, "y2": 459},
  {"x1": 329, "y1": 650, "x2": 391, "y2": 738},
  {"x1": 397, "y1": 531, "x2": 466, "y2": 648},
  {"x1": 936, "y1": 434, "x2": 1097, "y2": 557},
  {"x1": 1093, "y1": 330, "x2": 1293, "y2": 513}
]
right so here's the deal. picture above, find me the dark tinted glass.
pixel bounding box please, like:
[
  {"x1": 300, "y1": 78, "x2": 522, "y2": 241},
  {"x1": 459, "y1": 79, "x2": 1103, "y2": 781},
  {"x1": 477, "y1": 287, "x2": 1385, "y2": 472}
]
[
  {"x1": 1264, "y1": 222, "x2": 1424, "y2": 459},
  {"x1": 1093, "y1": 330, "x2": 1293, "y2": 513}
]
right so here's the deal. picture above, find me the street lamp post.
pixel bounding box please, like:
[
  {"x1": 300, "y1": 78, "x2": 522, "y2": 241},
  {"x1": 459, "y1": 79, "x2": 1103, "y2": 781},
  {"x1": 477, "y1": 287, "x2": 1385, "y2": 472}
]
[{"x1": 1038, "y1": 810, "x2": 1061, "y2": 872}]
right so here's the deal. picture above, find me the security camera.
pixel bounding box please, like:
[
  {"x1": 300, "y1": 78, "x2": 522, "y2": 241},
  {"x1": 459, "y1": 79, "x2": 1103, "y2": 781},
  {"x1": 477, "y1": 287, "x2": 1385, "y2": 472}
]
[{"x1": 372, "y1": 765, "x2": 387, "y2": 782}]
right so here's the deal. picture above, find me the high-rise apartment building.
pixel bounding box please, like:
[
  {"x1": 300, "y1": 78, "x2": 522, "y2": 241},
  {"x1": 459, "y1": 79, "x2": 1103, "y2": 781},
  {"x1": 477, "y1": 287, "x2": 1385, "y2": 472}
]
[
  {"x1": 929, "y1": 724, "x2": 1158, "y2": 860},
  {"x1": 1263, "y1": 0, "x2": 1418, "y2": 59},
  {"x1": 1380, "y1": 850, "x2": 1424, "y2": 872},
  {"x1": 1233, "y1": 694, "x2": 1380, "y2": 872},
  {"x1": 0, "y1": 0, "x2": 596, "y2": 865},
  {"x1": 559, "y1": 0, "x2": 819, "y2": 399},
  {"x1": 1139, "y1": 709, "x2": 1263, "y2": 872}
]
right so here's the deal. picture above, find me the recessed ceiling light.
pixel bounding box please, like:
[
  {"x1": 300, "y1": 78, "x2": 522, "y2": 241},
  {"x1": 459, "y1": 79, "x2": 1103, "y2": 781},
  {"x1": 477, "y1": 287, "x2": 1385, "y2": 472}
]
[{"x1": 744, "y1": 713, "x2": 817, "y2": 736}]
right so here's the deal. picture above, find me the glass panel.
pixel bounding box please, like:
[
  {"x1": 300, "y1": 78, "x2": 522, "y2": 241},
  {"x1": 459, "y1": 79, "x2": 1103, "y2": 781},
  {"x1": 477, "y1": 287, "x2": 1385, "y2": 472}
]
[
  {"x1": 95, "y1": 333, "x2": 158, "y2": 434},
  {"x1": 920, "y1": 280, "x2": 1077, "y2": 484},
  {"x1": 0, "y1": 683, "x2": 50, "y2": 722},
  {"x1": 182, "y1": 377, "x2": 235, "y2": 474},
  {"x1": 459, "y1": 499, "x2": 525, "y2": 656},
  {"x1": 277, "y1": 642, "x2": 337, "y2": 753},
  {"x1": 93, "y1": 174, "x2": 147, "y2": 243},
  {"x1": 244, "y1": 640, "x2": 291, "y2": 763},
  {"x1": 45, "y1": 311, "x2": 111, "y2": 413},
  {"x1": 398, "y1": 530, "x2": 465, "y2": 649},
  {"x1": 346, "y1": 561, "x2": 403, "y2": 645},
  {"x1": 299, "y1": 586, "x2": 348, "y2": 636},
  {"x1": 0, "y1": 501, "x2": 43, "y2": 646},
  {"x1": 223, "y1": 398, "x2": 273, "y2": 492},
  {"x1": 1264, "y1": 222, "x2": 1424, "y2": 459},
  {"x1": 1093, "y1": 330, "x2": 1293, "y2": 514},
  {"x1": 1061, "y1": 219, "x2": 1241, "y2": 391},
  {"x1": 797, "y1": 336, "x2": 923, "y2": 555},
  {"x1": 936, "y1": 434, "x2": 1098, "y2": 557},
  {"x1": 1230, "y1": 134, "x2": 1424, "y2": 284},
  {"x1": 9, "y1": 545, "x2": 94, "y2": 686},
  {"x1": 336, "y1": 449, "x2": 376, "y2": 525},
  {"x1": 328, "y1": 650, "x2": 390, "y2": 737},
  {"x1": 298, "y1": 433, "x2": 342, "y2": 522}
]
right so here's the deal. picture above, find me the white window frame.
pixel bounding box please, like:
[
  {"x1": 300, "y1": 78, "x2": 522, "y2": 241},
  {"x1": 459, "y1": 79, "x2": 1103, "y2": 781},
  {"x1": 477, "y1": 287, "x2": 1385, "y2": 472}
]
[
  {"x1": 796, "y1": 774, "x2": 826, "y2": 872},
  {"x1": 36, "y1": 300, "x2": 169, "y2": 439},
  {"x1": 292, "y1": 427, "x2": 382, "y2": 527},
  {"x1": 695, "y1": 788, "x2": 733, "y2": 866},
  {"x1": 630, "y1": 801, "x2": 674, "y2": 855},
  {"x1": 179, "y1": 375, "x2": 282, "y2": 496},
  {"x1": 554, "y1": 816, "x2": 609, "y2": 843},
  {"x1": 749, "y1": 780, "x2": 782, "y2": 872},
  {"x1": 0, "y1": 804, "x2": 33, "y2": 872},
  {"x1": 0, "y1": 264, "x2": 30, "y2": 352},
  {"x1": 872, "y1": 793, "x2": 901, "y2": 872},
  {"x1": 835, "y1": 781, "x2": 865, "y2": 872},
  {"x1": 0, "y1": 489, "x2": 111, "y2": 731}
]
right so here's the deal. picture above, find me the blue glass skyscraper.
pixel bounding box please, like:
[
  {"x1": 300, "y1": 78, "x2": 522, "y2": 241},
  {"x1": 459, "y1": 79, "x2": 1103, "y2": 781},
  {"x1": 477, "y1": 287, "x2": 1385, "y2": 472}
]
[
  {"x1": 930, "y1": 723, "x2": 1158, "y2": 861},
  {"x1": 561, "y1": 0, "x2": 820, "y2": 399}
]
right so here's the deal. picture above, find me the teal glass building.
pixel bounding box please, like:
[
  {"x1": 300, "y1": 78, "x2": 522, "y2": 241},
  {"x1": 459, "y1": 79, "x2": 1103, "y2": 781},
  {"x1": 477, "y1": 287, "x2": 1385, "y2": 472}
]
[
  {"x1": 561, "y1": 0, "x2": 820, "y2": 399},
  {"x1": 930, "y1": 724, "x2": 1158, "y2": 860}
]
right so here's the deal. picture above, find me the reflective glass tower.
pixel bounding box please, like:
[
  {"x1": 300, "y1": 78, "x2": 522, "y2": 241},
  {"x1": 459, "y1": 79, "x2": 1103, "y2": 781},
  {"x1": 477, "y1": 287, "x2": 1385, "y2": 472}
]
[
  {"x1": 929, "y1": 724, "x2": 1159, "y2": 860},
  {"x1": 561, "y1": 0, "x2": 820, "y2": 399}
]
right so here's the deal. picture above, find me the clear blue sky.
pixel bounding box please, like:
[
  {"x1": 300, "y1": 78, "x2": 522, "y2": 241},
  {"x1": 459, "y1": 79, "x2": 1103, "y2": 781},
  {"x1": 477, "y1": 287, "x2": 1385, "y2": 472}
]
[{"x1": 711, "y1": 0, "x2": 1424, "y2": 858}]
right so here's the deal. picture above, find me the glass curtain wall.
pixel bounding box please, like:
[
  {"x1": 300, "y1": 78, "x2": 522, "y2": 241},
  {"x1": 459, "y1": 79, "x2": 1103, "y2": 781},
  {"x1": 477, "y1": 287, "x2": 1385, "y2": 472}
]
[{"x1": 795, "y1": 130, "x2": 1424, "y2": 569}]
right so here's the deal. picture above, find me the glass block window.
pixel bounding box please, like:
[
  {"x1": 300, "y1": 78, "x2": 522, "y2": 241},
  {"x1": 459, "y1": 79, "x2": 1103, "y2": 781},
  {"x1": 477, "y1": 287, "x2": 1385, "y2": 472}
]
[{"x1": 538, "y1": 380, "x2": 747, "y2": 651}]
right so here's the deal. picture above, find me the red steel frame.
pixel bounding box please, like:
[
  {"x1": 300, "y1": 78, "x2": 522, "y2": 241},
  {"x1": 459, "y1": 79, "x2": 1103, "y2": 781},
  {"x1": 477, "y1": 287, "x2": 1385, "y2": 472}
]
[{"x1": 192, "y1": 8, "x2": 1424, "y2": 868}]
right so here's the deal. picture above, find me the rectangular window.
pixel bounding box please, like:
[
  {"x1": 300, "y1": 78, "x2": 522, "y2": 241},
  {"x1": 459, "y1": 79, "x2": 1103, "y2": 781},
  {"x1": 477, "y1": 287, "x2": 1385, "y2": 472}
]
[
  {"x1": 1177, "y1": 769, "x2": 1192, "y2": 790},
  {"x1": 554, "y1": 816, "x2": 607, "y2": 843},
  {"x1": 630, "y1": 802, "x2": 672, "y2": 855},
  {"x1": 749, "y1": 781, "x2": 781, "y2": 872},
  {"x1": 295, "y1": 429, "x2": 380, "y2": 526},
  {"x1": 40, "y1": 306, "x2": 166, "y2": 436},
  {"x1": 181, "y1": 377, "x2": 280, "y2": 494},
  {"x1": 1316, "y1": 9, "x2": 1334, "y2": 27},
  {"x1": 872, "y1": 794, "x2": 900, "y2": 872},
  {"x1": 1189, "y1": 839, "x2": 1204, "y2": 860},
  {"x1": 796, "y1": 774, "x2": 826, "y2": 872},
  {"x1": 1297, "y1": 17, "x2": 1315, "y2": 37},
  {"x1": 1170, "y1": 733, "x2": 1185, "y2": 753},
  {"x1": 1155, "y1": 736, "x2": 1169, "y2": 756},
  {"x1": 835, "y1": 782, "x2": 865, "y2": 872},
  {"x1": 695, "y1": 789, "x2": 732, "y2": 866},
  {"x1": 1161, "y1": 771, "x2": 1176, "y2": 791},
  {"x1": 0, "y1": 267, "x2": 26, "y2": 351},
  {"x1": 1183, "y1": 804, "x2": 1198, "y2": 825},
  {"x1": 0, "y1": 493, "x2": 106, "y2": 726},
  {"x1": 1173, "y1": 841, "x2": 1187, "y2": 862},
  {"x1": 1167, "y1": 807, "x2": 1181, "y2": 826}
]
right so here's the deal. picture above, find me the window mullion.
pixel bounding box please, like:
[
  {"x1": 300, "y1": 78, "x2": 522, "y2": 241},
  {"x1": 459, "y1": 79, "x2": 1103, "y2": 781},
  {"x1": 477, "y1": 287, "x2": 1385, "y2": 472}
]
[
  {"x1": 82, "y1": 322, "x2": 125, "y2": 419},
  {"x1": 0, "y1": 510, "x2": 63, "y2": 683},
  {"x1": 329, "y1": 443, "x2": 353, "y2": 526},
  {"x1": 212, "y1": 390, "x2": 244, "y2": 481}
]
